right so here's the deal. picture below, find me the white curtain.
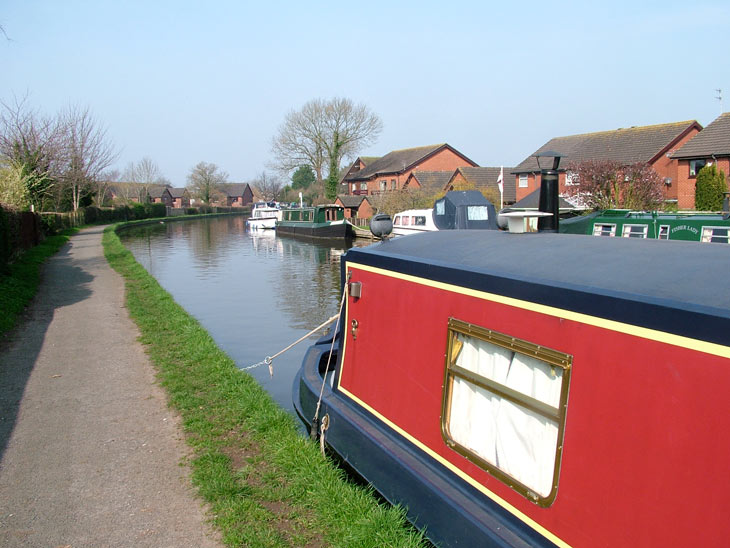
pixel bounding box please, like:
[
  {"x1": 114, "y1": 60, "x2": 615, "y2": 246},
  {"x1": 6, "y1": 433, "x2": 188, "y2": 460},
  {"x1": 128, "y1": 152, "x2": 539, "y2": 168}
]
[{"x1": 447, "y1": 334, "x2": 563, "y2": 498}]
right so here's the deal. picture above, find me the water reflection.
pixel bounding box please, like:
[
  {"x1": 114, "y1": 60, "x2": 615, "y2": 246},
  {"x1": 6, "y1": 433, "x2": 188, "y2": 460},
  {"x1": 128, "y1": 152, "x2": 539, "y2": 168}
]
[{"x1": 119, "y1": 216, "x2": 367, "y2": 412}]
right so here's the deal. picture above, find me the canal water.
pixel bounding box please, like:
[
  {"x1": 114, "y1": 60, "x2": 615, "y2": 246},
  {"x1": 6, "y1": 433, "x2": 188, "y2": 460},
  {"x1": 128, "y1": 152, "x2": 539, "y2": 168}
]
[{"x1": 119, "y1": 215, "x2": 367, "y2": 413}]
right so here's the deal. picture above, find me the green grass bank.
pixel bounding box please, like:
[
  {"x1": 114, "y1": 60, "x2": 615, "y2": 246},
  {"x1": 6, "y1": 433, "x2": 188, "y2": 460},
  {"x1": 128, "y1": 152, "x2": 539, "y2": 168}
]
[
  {"x1": 0, "y1": 229, "x2": 77, "y2": 338},
  {"x1": 103, "y1": 224, "x2": 427, "y2": 547}
]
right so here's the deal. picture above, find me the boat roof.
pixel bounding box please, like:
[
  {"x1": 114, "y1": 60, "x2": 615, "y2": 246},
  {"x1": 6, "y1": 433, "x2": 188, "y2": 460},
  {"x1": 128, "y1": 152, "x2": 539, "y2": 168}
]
[
  {"x1": 344, "y1": 230, "x2": 730, "y2": 345},
  {"x1": 393, "y1": 209, "x2": 432, "y2": 216}
]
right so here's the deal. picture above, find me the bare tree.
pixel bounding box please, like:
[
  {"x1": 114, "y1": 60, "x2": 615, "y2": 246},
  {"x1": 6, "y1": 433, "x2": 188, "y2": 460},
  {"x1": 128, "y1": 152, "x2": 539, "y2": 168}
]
[
  {"x1": 123, "y1": 156, "x2": 166, "y2": 201},
  {"x1": 187, "y1": 161, "x2": 228, "y2": 204},
  {"x1": 59, "y1": 105, "x2": 118, "y2": 211},
  {"x1": 252, "y1": 170, "x2": 283, "y2": 201},
  {"x1": 271, "y1": 97, "x2": 382, "y2": 183}
]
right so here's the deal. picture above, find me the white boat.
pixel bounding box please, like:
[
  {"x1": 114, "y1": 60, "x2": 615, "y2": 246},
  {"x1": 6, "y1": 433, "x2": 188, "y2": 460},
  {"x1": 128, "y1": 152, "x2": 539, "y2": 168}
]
[
  {"x1": 392, "y1": 208, "x2": 436, "y2": 236},
  {"x1": 391, "y1": 191, "x2": 498, "y2": 236},
  {"x1": 246, "y1": 203, "x2": 281, "y2": 230}
]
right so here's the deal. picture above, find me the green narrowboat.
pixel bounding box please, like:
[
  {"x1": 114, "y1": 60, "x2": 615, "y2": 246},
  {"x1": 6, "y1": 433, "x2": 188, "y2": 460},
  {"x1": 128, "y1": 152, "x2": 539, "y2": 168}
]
[
  {"x1": 560, "y1": 209, "x2": 730, "y2": 243},
  {"x1": 276, "y1": 204, "x2": 352, "y2": 239}
]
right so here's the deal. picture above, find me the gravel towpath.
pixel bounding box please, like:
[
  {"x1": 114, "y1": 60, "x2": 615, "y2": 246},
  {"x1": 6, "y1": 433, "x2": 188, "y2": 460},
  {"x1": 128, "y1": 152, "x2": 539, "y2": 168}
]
[{"x1": 0, "y1": 226, "x2": 222, "y2": 547}]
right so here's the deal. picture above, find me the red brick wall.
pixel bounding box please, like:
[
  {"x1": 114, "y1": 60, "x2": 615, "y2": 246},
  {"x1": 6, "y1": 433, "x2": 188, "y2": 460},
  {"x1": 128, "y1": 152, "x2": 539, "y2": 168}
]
[
  {"x1": 675, "y1": 157, "x2": 730, "y2": 210},
  {"x1": 652, "y1": 127, "x2": 701, "y2": 203}
]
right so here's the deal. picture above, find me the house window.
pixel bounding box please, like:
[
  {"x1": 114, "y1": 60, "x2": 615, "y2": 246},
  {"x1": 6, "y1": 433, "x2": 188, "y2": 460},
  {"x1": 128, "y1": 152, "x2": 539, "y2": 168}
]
[
  {"x1": 689, "y1": 159, "x2": 707, "y2": 177},
  {"x1": 658, "y1": 225, "x2": 670, "y2": 240},
  {"x1": 593, "y1": 223, "x2": 616, "y2": 237},
  {"x1": 622, "y1": 224, "x2": 648, "y2": 238},
  {"x1": 352, "y1": 183, "x2": 357, "y2": 193},
  {"x1": 391, "y1": 179, "x2": 397, "y2": 190},
  {"x1": 701, "y1": 226, "x2": 730, "y2": 243},
  {"x1": 442, "y1": 318, "x2": 571, "y2": 506},
  {"x1": 519, "y1": 174, "x2": 528, "y2": 188},
  {"x1": 380, "y1": 180, "x2": 387, "y2": 191},
  {"x1": 360, "y1": 182, "x2": 367, "y2": 191}
]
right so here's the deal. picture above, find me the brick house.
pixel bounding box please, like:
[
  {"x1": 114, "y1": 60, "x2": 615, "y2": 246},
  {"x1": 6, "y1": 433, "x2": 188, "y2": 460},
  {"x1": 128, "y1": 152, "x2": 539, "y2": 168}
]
[
  {"x1": 334, "y1": 195, "x2": 375, "y2": 219},
  {"x1": 341, "y1": 144, "x2": 478, "y2": 196},
  {"x1": 446, "y1": 167, "x2": 516, "y2": 206},
  {"x1": 149, "y1": 186, "x2": 173, "y2": 206},
  {"x1": 169, "y1": 187, "x2": 191, "y2": 208},
  {"x1": 219, "y1": 183, "x2": 254, "y2": 207},
  {"x1": 670, "y1": 112, "x2": 730, "y2": 209},
  {"x1": 512, "y1": 120, "x2": 702, "y2": 204}
]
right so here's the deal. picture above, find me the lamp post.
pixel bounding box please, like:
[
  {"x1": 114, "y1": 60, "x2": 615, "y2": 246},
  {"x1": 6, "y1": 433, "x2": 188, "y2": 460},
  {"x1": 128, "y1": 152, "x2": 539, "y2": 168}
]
[{"x1": 535, "y1": 151, "x2": 563, "y2": 232}]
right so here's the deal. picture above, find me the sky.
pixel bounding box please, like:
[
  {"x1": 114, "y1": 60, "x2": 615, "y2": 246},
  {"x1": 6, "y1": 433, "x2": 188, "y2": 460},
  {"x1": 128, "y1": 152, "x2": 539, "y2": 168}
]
[{"x1": 3, "y1": 0, "x2": 729, "y2": 186}]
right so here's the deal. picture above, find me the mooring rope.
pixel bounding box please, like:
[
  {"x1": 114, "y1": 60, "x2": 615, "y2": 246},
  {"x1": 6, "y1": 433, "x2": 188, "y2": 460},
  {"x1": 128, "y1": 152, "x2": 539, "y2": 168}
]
[
  {"x1": 310, "y1": 278, "x2": 349, "y2": 440},
  {"x1": 242, "y1": 313, "x2": 340, "y2": 377}
]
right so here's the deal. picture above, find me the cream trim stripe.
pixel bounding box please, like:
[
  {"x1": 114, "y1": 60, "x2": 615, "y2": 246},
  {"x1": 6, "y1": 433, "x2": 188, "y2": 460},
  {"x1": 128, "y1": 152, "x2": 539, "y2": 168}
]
[{"x1": 348, "y1": 262, "x2": 730, "y2": 359}]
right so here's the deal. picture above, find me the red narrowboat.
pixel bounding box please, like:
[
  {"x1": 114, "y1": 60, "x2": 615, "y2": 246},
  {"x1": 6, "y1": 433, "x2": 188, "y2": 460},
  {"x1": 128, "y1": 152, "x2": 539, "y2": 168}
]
[{"x1": 294, "y1": 229, "x2": 730, "y2": 547}]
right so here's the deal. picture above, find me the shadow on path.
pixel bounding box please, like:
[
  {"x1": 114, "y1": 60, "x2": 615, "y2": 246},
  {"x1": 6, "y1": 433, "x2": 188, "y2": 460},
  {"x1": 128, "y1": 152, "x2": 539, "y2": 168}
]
[{"x1": 0, "y1": 243, "x2": 94, "y2": 462}]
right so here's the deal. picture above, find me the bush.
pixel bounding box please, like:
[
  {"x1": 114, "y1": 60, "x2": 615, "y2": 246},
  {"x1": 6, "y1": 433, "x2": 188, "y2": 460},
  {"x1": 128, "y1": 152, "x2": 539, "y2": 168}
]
[
  {"x1": 695, "y1": 165, "x2": 727, "y2": 211},
  {"x1": 132, "y1": 203, "x2": 146, "y2": 220},
  {"x1": 186, "y1": 207, "x2": 198, "y2": 215},
  {"x1": 145, "y1": 202, "x2": 167, "y2": 218}
]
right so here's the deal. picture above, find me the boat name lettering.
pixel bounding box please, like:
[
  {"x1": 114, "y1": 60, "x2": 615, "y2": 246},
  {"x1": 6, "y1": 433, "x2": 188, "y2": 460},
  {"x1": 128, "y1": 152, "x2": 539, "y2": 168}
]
[{"x1": 670, "y1": 225, "x2": 699, "y2": 235}]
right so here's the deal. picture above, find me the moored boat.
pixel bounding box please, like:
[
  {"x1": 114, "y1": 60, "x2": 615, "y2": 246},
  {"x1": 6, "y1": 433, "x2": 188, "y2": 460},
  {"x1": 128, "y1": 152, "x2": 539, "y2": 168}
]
[
  {"x1": 246, "y1": 202, "x2": 281, "y2": 230},
  {"x1": 276, "y1": 204, "x2": 352, "y2": 239},
  {"x1": 392, "y1": 190, "x2": 498, "y2": 236},
  {"x1": 560, "y1": 208, "x2": 730, "y2": 242},
  {"x1": 294, "y1": 226, "x2": 730, "y2": 547}
]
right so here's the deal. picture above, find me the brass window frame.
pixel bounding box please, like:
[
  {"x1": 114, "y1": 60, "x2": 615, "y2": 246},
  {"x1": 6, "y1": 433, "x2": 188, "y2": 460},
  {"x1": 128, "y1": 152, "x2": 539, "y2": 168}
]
[{"x1": 441, "y1": 318, "x2": 572, "y2": 507}]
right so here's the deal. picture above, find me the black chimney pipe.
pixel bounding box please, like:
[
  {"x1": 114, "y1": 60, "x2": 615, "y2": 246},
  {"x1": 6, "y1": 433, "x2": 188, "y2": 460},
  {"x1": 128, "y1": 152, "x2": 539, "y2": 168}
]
[{"x1": 535, "y1": 151, "x2": 563, "y2": 232}]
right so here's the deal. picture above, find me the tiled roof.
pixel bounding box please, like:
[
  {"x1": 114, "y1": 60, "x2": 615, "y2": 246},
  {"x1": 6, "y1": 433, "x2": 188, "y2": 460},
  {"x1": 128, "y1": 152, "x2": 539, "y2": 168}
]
[
  {"x1": 219, "y1": 183, "x2": 250, "y2": 197},
  {"x1": 346, "y1": 144, "x2": 447, "y2": 180},
  {"x1": 409, "y1": 170, "x2": 453, "y2": 191},
  {"x1": 670, "y1": 112, "x2": 730, "y2": 159},
  {"x1": 454, "y1": 167, "x2": 516, "y2": 203},
  {"x1": 359, "y1": 156, "x2": 380, "y2": 165},
  {"x1": 169, "y1": 187, "x2": 188, "y2": 198},
  {"x1": 513, "y1": 120, "x2": 701, "y2": 173},
  {"x1": 337, "y1": 195, "x2": 370, "y2": 208},
  {"x1": 147, "y1": 186, "x2": 168, "y2": 198},
  {"x1": 511, "y1": 188, "x2": 578, "y2": 210}
]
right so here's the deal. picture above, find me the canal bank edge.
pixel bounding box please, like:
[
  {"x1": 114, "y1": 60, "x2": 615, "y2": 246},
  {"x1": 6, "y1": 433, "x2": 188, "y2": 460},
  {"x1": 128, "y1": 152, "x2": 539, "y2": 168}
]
[{"x1": 103, "y1": 223, "x2": 426, "y2": 547}]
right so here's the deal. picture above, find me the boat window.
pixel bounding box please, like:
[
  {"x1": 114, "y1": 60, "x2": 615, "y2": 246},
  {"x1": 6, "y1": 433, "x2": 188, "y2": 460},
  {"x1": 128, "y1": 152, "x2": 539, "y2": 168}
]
[
  {"x1": 592, "y1": 223, "x2": 616, "y2": 237},
  {"x1": 403, "y1": 216, "x2": 410, "y2": 226},
  {"x1": 413, "y1": 216, "x2": 426, "y2": 226},
  {"x1": 394, "y1": 216, "x2": 401, "y2": 226},
  {"x1": 442, "y1": 318, "x2": 571, "y2": 507},
  {"x1": 622, "y1": 224, "x2": 648, "y2": 238},
  {"x1": 435, "y1": 200, "x2": 445, "y2": 215},
  {"x1": 467, "y1": 206, "x2": 489, "y2": 221},
  {"x1": 701, "y1": 226, "x2": 730, "y2": 244},
  {"x1": 658, "y1": 225, "x2": 670, "y2": 239}
]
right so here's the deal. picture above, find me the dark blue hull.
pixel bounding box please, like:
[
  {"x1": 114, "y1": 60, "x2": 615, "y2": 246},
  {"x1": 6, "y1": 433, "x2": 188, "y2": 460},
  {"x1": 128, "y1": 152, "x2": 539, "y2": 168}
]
[{"x1": 293, "y1": 337, "x2": 558, "y2": 548}]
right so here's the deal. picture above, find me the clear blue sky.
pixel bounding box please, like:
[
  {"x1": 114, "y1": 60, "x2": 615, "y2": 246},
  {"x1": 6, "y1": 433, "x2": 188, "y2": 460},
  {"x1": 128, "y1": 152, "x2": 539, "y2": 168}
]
[{"x1": 3, "y1": 0, "x2": 728, "y2": 185}]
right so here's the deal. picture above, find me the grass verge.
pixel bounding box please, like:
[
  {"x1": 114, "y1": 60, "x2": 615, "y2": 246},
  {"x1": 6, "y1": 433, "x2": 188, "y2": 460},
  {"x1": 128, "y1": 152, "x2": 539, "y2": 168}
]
[
  {"x1": 0, "y1": 229, "x2": 77, "y2": 338},
  {"x1": 103, "y1": 224, "x2": 426, "y2": 548}
]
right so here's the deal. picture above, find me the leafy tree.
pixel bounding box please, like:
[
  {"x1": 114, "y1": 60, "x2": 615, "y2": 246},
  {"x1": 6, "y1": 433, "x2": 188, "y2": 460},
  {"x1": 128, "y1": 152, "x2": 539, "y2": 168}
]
[
  {"x1": 695, "y1": 164, "x2": 727, "y2": 211},
  {"x1": 563, "y1": 160, "x2": 664, "y2": 210},
  {"x1": 0, "y1": 161, "x2": 31, "y2": 208},
  {"x1": 271, "y1": 97, "x2": 382, "y2": 182},
  {"x1": 187, "y1": 161, "x2": 228, "y2": 204},
  {"x1": 291, "y1": 165, "x2": 315, "y2": 189}
]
